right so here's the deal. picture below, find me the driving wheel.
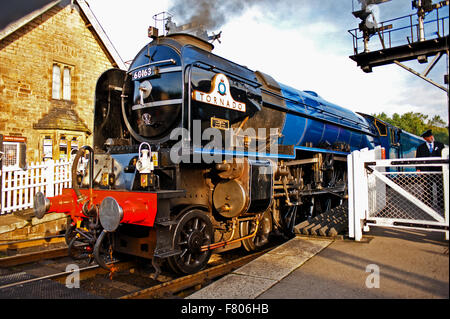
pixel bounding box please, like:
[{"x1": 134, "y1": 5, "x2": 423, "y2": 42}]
[
  {"x1": 167, "y1": 209, "x2": 213, "y2": 274},
  {"x1": 240, "y1": 211, "x2": 272, "y2": 252}
]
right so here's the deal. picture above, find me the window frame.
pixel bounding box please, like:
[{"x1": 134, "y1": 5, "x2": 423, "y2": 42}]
[
  {"x1": 374, "y1": 119, "x2": 388, "y2": 137},
  {"x1": 63, "y1": 67, "x2": 71, "y2": 101},
  {"x1": 52, "y1": 64, "x2": 61, "y2": 100},
  {"x1": 52, "y1": 62, "x2": 73, "y2": 101}
]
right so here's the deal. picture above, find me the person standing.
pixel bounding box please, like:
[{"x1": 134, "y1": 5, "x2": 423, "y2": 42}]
[
  {"x1": 416, "y1": 129, "x2": 445, "y2": 167},
  {"x1": 415, "y1": 129, "x2": 445, "y2": 210}
]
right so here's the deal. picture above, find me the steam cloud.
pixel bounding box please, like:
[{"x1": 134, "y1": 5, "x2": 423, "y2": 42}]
[
  {"x1": 168, "y1": 0, "x2": 300, "y2": 31},
  {"x1": 167, "y1": 0, "x2": 374, "y2": 39}
]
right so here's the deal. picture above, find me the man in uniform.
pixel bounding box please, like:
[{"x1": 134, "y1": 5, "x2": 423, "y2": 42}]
[
  {"x1": 415, "y1": 129, "x2": 445, "y2": 210},
  {"x1": 416, "y1": 129, "x2": 445, "y2": 163}
]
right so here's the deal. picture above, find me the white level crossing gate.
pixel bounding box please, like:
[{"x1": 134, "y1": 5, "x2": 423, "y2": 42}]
[{"x1": 348, "y1": 146, "x2": 449, "y2": 241}]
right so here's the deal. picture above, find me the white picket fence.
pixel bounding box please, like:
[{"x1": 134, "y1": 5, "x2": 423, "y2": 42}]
[{"x1": 1, "y1": 160, "x2": 72, "y2": 214}]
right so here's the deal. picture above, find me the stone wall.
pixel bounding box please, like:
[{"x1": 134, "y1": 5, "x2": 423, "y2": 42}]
[{"x1": 0, "y1": 4, "x2": 116, "y2": 162}]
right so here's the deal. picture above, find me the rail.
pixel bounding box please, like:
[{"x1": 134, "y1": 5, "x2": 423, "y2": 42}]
[
  {"x1": 0, "y1": 260, "x2": 134, "y2": 290},
  {"x1": 120, "y1": 248, "x2": 272, "y2": 299},
  {"x1": 0, "y1": 247, "x2": 68, "y2": 268}
]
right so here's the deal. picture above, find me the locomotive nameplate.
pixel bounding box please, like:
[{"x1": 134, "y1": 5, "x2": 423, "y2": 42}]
[
  {"x1": 192, "y1": 73, "x2": 246, "y2": 112},
  {"x1": 211, "y1": 117, "x2": 229, "y2": 130},
  {"x1": 131, "y1": 66, "x2": 158, "y2": 81}
]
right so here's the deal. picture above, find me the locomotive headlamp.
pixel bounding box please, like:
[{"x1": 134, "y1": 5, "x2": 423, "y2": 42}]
[
  {"x1": 139, "y1": 81, "x2": 152, "y2": 105},
  {"x1": 136, "y1": 142, "x2": 156, "y2": 188},
  {"x1": 99, "y1": 197, "x2": 124, "y2": 232}
]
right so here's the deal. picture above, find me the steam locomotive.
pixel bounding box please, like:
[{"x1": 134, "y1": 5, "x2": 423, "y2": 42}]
[{"x1": 33, "y1": 31, "x2": 423, "y2": 275}]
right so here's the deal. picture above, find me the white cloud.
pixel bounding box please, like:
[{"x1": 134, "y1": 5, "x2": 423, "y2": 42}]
[
  {"x1": 214, "y1": 10, "x2": 407, "y2": 118},
  {"x1": 87, "y1": 0, "x2": 171, "y2": 62}
]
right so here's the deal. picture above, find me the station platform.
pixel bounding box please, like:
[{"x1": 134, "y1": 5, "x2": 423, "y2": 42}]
[{"x1": 187, "y1": 228, "x2": 449, "y2": 299}]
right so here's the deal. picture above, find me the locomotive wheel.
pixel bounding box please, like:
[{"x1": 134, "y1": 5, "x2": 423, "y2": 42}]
[
  {"x1": 240, "y1": 211, "x2": 272, "y2": 252},
  {"x1": 168, "y1": 210, "x2": 213, "y2": 274}
]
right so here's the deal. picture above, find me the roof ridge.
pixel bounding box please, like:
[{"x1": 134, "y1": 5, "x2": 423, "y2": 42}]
[
  {"x1": 0, "y1": 0, "x2": 126, "y2": 70},
  {"x1": 0, "y1": 0, "x2": 61, "y2": 41}
]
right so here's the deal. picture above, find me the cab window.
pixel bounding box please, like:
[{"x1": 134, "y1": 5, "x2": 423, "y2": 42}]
[{"x1": 374, "y1": 119, "x2": 387, "y2": 136}]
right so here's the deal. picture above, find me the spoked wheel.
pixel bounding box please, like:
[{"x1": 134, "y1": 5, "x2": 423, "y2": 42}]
[
  {"x1": 240, "y1": 211, "x2": 273, "y2": 252},
  {"x1": 168, "y1": 209, "x2": 213, "y2": 274},
  {"x1": 93, "y1": 230, "x2": 119, "y2": 270}
]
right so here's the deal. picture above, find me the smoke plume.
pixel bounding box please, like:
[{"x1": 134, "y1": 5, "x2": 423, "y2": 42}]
[
  {"x1": 168, "y1": 0, "x2": 300, "y2": 31},
  {"x1": 167, "y1": 0, "x2": 372, "y2": 39}
]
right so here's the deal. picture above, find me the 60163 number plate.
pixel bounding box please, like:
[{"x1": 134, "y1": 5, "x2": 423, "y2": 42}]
[{"x1": 132, "y1": 67, "x2": 156, "y2": 81}]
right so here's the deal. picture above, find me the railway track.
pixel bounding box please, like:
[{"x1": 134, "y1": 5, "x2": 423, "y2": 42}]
[
  {"x1": 121, "y1": 247, "x2": 273, "y2": 299},
  {"x1": 0, "y1": 260, "x2": 136, "y2": 289},
  {"x1": 0, "y1": 243, "x2": 275, "y2": 299},
  {"x1": 0, "y1": 254, "x2": 139, "y2": 299},
  {"x1": 0, "y1": 247, "x2": 68, "y2": 267},
  {"x1": 0, "y1": 234, "x2": 68, "y2": 267},
  {"x1": 0, "y1": 235, "x2": 66, "y2": 251}
]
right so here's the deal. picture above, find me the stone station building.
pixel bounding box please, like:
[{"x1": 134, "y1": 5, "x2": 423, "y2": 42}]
[{"x1": 0, "y1": 0, "x2": 125, "y2": 165}]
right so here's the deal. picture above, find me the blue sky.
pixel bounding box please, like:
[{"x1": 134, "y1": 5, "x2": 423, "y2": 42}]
[{"x1": 87, "y1": 0, "x2": 449, "y2": 124}]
